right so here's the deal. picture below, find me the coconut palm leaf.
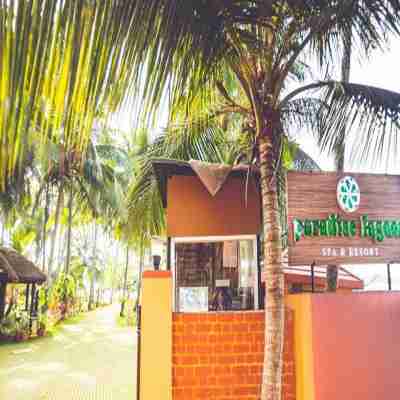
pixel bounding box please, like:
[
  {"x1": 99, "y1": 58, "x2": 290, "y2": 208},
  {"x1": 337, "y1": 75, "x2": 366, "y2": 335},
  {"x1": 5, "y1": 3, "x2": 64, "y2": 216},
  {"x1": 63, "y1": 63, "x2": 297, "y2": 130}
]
[
  {"x1": 125, "y1": 1, "x2": 400, "y2": 119},
  {"x1": 114, "y1": 2, "x2": 400, "y2": 399},
  {"x1": 280, "y1": 97, "x2": 325, "y2": 137},
  {"x1": 279, "y1": 79, "x2": 400, "y2": 166},
  {"x1": 126, "y1": 124, "x2": 229, "y2": 239},
  {"x1": 289, "y1": 81, "x2": 400, "y2": 166},
  {"x1": 0, "y1": 1, "x2": 142, "y2": 188}
]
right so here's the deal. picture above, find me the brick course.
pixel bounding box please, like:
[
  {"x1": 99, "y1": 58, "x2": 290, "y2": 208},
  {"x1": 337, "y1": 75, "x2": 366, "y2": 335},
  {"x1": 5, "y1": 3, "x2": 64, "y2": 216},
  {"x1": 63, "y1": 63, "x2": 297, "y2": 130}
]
[{"x1": 172, "y1": 310, "x2": 296, "y2": 400}]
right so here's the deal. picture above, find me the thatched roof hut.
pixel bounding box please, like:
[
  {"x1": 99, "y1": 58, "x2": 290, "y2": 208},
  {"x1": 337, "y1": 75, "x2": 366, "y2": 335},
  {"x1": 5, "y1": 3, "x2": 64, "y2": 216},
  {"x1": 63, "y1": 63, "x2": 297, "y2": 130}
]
[{"x1": 0, "y1": 247, "x2": 46, "y2": 284}]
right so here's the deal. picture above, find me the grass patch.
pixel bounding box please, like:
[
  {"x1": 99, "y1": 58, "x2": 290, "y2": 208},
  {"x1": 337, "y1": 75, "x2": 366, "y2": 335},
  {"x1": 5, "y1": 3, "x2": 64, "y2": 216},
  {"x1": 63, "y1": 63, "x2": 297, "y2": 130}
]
[
  {"x1": 46, "y1": 313, "x2": 86, "y2": 337},
  {"x1": 116, "y1": 315, "x2": 128, "y2": 328},
  {"x1": 0, "y1": 311, "x2": 89, "y2": 345},
  {"x1": 60, "y1": 314, "x2": 85, "y2": 325},
  {"x1": 116, "y1": 313, "x2": 136, "y2": 328}
]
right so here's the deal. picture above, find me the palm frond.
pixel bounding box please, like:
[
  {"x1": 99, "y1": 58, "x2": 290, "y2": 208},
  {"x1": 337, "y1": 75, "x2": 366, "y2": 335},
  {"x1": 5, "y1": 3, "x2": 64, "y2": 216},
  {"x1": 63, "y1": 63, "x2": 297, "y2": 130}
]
[
  {"x1": 0, "y1": 1, "x2": 140, "y2": 188},
  {"x1": 315, "y1": 81, "x2": 400, "y2": 166},
  {"x1": 280, "y1": 97, "x2": 325, "y2": 137},
  {"x1": 284, "y1": 1, "x2": 400, "y2": 65},
  {"x1": 126, "y1": 123, "x2": 229, "y2": 239},
  {"x1": 292, "y1": 148, "x2": 321, "y2": 171}
]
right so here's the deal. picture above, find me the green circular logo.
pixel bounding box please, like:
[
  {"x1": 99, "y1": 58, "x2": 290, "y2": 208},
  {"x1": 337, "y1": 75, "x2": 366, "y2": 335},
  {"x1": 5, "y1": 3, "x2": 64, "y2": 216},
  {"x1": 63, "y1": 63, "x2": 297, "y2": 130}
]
[{"x1": 337, "y1": 176, "x2": 360, "y2": 213}]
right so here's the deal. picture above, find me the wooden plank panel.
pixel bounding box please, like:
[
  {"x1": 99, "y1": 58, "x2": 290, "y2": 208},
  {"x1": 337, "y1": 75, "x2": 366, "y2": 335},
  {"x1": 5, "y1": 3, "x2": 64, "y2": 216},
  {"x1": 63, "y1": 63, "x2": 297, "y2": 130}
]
[{"x1": 287, "y1": 171, "x2": 400, "y2": 265}]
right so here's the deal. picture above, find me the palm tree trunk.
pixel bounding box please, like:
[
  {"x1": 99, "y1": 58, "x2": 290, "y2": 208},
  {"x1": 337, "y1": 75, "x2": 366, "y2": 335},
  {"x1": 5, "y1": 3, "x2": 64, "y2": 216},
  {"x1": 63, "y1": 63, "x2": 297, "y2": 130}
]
[
  {"x1": 88, "y1": 223, "x2": 98, "y2": 310},
  {"x1": 110, "y1": 263, "x2": 115, "y2": 304},
  {"x1": 120, "y1": 244, "x2": 130, "y2": 317},
  {"x1": 88, "y1": 274, "x2": 95, "y2": 310},
  {"x1": 64, "y1": 182, "x2": 74, "y2": 275},
  {"x1": 55, "y1": 230, "x2": 67, "y2": 279},
  {"x1": 329, "y1": 31, "x2": 352, "y2": 291},
  {"x1": 326, "y1": 265, "x2": 339, "y2": 292},
  {"x1": 259, "y1": 134, "x2": 285, "y2": 400},
  {"x1": 35, "y1": 236, "x2": 41, "y2": 265},
  {"x1": 48, "y1": 185, "x2": 64, "y2": 281},
  {"x1": 42, "y1": 186, "x2": 50, "y2": 272},
  {"x1": 110, "y1": 238, "x2": 116, "y2": 304}
]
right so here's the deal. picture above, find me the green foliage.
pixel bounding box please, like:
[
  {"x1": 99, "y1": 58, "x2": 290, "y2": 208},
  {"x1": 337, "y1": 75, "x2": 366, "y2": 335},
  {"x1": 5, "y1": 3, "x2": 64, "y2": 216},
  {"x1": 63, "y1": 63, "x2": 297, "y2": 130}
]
[
  {"x1": 117, "y1": 298, "x2": 136, "y2": 327},
  {"x1": 38, "y1": 286, "x2": 48, "y2": 310},
  {"x1": 10, "y1": 220, "x2": 37, "y2": 253},
  {"x1": 0, "y1": 1, "x2": 141, "y2": 189},
  {"x1": 38, "y1": 312, "x2": 48, "y2": 330},
  {"x1": 0, "y1": 313, "x2": 18, "y2": 337},
  {"x1": 0, "y1": 307, "x2": 30, "y2": 337},
  {"x1": 51, "y1": 273, "x2": 76, "y2": 304},
  {"x1": 281, "y1": 137, "x2": 298, "y2": 170},
  {"x1": 117, "y1": 0, "x2": 400, "y2": 174}
]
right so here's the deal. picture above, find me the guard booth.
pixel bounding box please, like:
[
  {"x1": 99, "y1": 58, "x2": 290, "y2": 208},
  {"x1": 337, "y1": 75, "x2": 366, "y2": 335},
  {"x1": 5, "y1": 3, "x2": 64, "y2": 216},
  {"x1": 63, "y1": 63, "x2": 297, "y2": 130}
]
[
  {"x1": 139, "y1": 160, "x2": 364, "y2": 400},
  {"x1": 156, "y1": 159, "x2": 263, "y2": 313},
  {"x1": 152, "y1": 159, "x2": 362, "y2": 310}
]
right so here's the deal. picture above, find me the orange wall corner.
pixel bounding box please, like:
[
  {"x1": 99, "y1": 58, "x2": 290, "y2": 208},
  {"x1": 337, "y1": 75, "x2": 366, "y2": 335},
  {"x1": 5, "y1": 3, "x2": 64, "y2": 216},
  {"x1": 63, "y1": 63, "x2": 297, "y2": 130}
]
[
  {"x1": 285, "y1": 294, "x2": 315, "y2": 400},
  {"x1": 140, "y1": 272, "x2": 173, "y2": 400}
]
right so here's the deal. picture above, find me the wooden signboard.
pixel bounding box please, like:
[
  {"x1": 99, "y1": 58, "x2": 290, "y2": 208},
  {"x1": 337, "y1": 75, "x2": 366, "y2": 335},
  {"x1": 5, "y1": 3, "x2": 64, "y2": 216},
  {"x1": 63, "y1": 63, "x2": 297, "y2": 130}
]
[{"x1": 287, "y1": 172, "x2": 400, "y2": 266}]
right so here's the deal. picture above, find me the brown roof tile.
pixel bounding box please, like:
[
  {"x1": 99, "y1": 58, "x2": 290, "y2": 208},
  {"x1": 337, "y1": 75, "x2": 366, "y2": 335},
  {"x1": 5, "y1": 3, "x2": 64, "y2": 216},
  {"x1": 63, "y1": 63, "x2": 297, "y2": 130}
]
[{"x1": 0, "y1": 247, "x2": 46, "y2": 284}]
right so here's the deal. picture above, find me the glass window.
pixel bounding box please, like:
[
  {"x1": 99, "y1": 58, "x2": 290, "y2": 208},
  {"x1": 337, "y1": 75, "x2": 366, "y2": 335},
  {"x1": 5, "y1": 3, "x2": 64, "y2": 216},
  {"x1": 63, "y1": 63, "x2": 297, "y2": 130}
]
[{"x1": 174, "y1": 239, "x2": 258, "y2": 312}]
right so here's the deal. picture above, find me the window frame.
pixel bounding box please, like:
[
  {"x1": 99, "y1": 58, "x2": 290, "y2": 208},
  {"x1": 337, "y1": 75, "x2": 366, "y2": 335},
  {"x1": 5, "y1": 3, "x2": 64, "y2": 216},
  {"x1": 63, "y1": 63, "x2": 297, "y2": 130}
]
[{"x1": 171, "y1": 235, "x2": 259, "y2": 312}]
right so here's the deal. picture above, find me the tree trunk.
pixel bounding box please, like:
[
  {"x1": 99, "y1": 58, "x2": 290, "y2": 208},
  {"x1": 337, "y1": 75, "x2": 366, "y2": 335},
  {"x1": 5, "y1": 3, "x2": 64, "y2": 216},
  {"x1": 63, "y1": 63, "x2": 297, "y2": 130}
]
[
  {"x1": 48, "y1": 186, "x2": 64, "y2": 281},
  {"x1": 64, "y1": 182, "x2": 74, "y2": 275},
  {"x1": 42, "y1": 186, "x2": 50, "y2": 272},
  {"x1": 88, "y1": 274, "x2": 95, "y2": 310},
  {"x1": 120, "y1": 244, "x2": 129, "y2": 317},
  {"x1": 110, "y1": 261, "x2": 115, "y2": 304},
  {"x1": 34, "y1": 229, "x2": 41, "y2": 265},
  {"x1": 335, "y1": 29, "x2": 351, "y2": 171},
  {"x1": 329, "y1": 31, "x2": 352, "y2": 293},
  {"x1": 54, "y1": 230, "x2": 67, "y2": 280},
  {"x1": 88, "y1": 223, "x2": 98, "y2": 310},
  {"x1": 259, "y1": 135, "x2": 285, "y2": 400},
  {"x1": 96, "y1": 288, "x2": 100, "y2": 307},
  {"x1": 326, "y1": 265, "x2": 338, "y2": 292}
]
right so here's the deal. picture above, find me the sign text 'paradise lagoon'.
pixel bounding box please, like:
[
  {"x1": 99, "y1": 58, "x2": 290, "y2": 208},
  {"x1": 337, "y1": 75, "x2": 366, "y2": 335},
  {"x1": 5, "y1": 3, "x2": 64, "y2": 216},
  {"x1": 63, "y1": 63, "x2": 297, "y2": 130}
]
[
  {"x1": 287, "y1": 172, "x2": 400, "y2": 265},
  {"x1": 293, "y1": 214, "x2": 400, "y2": 243}
]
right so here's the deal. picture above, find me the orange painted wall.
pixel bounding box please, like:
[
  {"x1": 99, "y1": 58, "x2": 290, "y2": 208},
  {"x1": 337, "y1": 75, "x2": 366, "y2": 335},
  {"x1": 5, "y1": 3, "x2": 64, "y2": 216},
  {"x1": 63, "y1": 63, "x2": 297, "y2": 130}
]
[
  {"x1": 140, "y1": 271, "x2": 173, "y2": 400},
  {"x1": 311, "y1": 292, "x2": 400, "y2": 400},
  {"x1": 172, "y1": 310, "x2": 295, "y2": 400},
  {"x1": 167, "y1": 175, "x2": 261, "y2": 237}
]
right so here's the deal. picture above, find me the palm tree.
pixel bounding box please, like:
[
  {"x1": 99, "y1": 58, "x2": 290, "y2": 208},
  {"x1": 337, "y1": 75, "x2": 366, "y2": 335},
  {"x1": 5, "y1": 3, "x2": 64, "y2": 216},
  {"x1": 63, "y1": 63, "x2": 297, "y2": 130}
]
[
  {"x1": 53, "y1": 140, "x2": 125, "y2": 278},
  {"x1": 4, "y1": 2, "x2": 400, "y2": 398},
  {"x1": 120, "y1": 243, "x2": 130, "y2": 317},
  {"x1": 127, "y1": 123, "x2": 233, "y2": 240},
  {"x1": 120, "y1": 3, "x2": 400, "y2": 399},
  {"x1": 327, "y1": 30, "x2": 353, "y2": 292},
  {"x1": 0, "y1": 1, "x2": 143, "y2": 189}
]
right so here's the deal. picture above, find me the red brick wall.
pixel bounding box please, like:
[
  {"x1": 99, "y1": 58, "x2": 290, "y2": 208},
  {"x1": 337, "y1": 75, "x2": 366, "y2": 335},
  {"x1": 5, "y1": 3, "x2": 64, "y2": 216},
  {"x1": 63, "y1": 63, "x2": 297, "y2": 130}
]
[{"x1": 172, "y1": 310, "x2": 295, "y2": 400}]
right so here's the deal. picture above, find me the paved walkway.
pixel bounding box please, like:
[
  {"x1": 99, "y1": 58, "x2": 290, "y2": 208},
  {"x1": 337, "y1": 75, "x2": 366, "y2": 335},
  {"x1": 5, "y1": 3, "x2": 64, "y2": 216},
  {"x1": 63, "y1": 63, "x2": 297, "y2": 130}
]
[{"x1": 0, "y1": 305, "x2": 137, "y2": 400}]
